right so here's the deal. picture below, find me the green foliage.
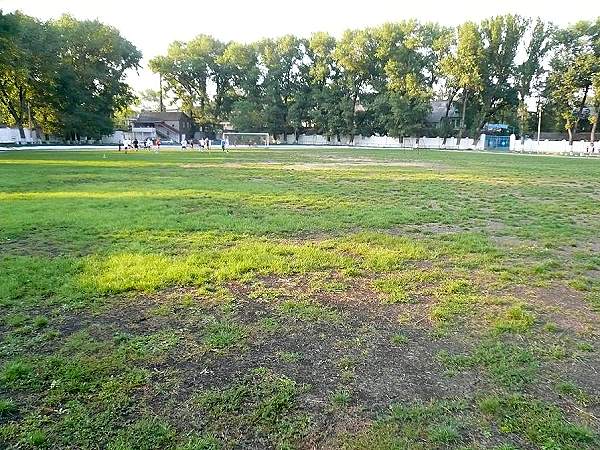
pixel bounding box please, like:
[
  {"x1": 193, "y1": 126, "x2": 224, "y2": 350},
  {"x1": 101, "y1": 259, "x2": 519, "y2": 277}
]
[
  {"x1": 144, "y1": 14, "x2": 564, "y2": 138},
  {"x1": 547, "y1": 18, "x2": 600, "y2": 143},
  {"x1": 373, "y1": 277, "x2": 410, "y2": 303},
  {"x1": 276, "y1": 351, "x2": 302, "y2": 363},
  {"x1": 176, "y1": 435, "x2": 222, "y2": 450},
  {"x1": 556, "y1": 381, "x2": 591, "y2": 406},
  {"x1": 0, "y1": 359, "x2": 34, "y2": 387},
  {"x1": 0, "y1": 12, "x2": 141, "y2": 139}
]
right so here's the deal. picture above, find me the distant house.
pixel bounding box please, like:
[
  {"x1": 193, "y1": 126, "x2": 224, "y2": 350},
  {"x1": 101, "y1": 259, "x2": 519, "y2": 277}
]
[
  {"x1": 426, "y1": 100, "x2": 460, "y2": 129},
  {"x1": 130, "y1": 111, "x2": 195, "y2": 143}
]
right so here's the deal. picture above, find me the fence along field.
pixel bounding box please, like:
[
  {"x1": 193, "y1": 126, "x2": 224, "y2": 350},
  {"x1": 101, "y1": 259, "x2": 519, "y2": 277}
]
[
  {"x1": 3, "y1": 126, "x2": 599, "y2": 156},
  {"x1": 0, "y1": 147, "x2": 599, "y2": 449}
]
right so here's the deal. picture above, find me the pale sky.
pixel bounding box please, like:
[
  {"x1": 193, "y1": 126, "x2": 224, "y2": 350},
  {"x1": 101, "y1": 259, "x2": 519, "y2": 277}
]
[{"x1": 2, "y1": 0, "x2": 597, "y2": 93}]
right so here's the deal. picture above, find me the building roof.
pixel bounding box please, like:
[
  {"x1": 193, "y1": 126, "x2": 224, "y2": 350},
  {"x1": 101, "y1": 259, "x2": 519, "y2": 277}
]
[
  {"x1": 427, "y1": 100, "x2": 459, "y2": 123},
  {"x1": 134, "y1": 111, "x2": 191, "y2": 122}
]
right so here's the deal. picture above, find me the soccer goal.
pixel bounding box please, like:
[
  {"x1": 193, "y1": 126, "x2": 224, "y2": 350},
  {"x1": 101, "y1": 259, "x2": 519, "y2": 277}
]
[{"x1": 222, "y1": 132, "x2": 270, "y2": 148}]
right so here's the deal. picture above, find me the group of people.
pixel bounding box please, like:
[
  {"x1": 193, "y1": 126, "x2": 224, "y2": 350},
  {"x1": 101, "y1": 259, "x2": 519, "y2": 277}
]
[
  {"x1": 181, "y1": 137, "x2": 227, "y2": 152},
  {"x1": 119, "y1": 136, "x2": 228, "y2": 152},
  {"x1": 119, "y1": 137, "x2": 161, "y2": 151}
]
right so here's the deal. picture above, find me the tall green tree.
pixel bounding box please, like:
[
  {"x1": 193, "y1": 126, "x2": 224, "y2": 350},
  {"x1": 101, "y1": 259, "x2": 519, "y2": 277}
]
[
  {"x1": 52, "y1": 15, "x2": 141, "y2": 139},
  {"x1": 149, "y1": 36, "x2": 215, "y2": 121},
  {"x1": 0, "y1": 12, "x2": 58, "y2": 138},
  {"x1": 218, "y1": 42, "x2": 262, "y2": 130},
  {"x1": 370, "y1": 21, "x2": 433, "y2": 138},
  {"x1": 255, "y1": 35, "x2": 307, "y2": 138},
  {"x1": 440, "y1": 21, "x2": 483, "y2": 141},
  {"x1": 590, "y1": 73, "x2": 600, "y2": 143},
  {"x1": 471, "y1": 15, "x2": 528, "y2": 138},
  {"x1": 333, "y1": 29, "x2": 376, "y2": 141},
  {"x1": 306, "y1": 32, "x2": 344, "y2": 139},
  {"x1": 515, "y1": 19, "x2": 555, "y2": 143},
  {"x1": 548, "y1": 18, "x2": 600, "y2": 144}
]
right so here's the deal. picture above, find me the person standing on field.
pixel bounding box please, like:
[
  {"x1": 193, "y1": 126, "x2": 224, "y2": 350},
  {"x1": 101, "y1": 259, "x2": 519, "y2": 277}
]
[{"x1": 181, "y1": 138, "x2": 187, "y2": 150}]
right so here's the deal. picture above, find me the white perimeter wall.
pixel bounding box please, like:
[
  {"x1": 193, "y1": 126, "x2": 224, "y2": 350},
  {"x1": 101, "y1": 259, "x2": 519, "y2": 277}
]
[
  {"x1": 1, "y1": 127, "x2": 597, "y2": 155},
  {"x1": 282, "y1": 133, "x2": 597, "y2": 155},
  {"x1": 0, "y1": 127, "x2": 38, "y2": 144},
  {"x1": 0, "y1": 128, "x2": 126, "y2": 145},
  {"x1": 284, "y1": 134, "x2": 484, "y2": 151}
]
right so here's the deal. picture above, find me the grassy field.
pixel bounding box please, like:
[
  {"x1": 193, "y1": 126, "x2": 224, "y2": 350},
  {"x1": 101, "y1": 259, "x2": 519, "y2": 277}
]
[{"x1": 1, "y1": 147, "x2": 599, "y2": 449}]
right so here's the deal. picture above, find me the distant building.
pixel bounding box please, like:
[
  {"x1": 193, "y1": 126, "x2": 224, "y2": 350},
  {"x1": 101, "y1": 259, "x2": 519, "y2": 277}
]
[
  {"x1": 426, "y1": 100, "x2": 460, "y2": 129},
  {"x1": 130, "y1": 111, "x2": 195, "y2": 143}
]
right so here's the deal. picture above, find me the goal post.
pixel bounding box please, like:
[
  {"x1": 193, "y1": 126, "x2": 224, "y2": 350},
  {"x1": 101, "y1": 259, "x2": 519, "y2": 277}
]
[{"x1": 222, "y1": 132, "x2": 270, "y2": 148}]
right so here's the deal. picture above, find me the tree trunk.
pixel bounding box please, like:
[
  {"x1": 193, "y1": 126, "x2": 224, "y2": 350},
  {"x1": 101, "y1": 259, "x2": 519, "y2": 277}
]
[
  {"x1": 350, "y1": 89, "x2": 359, "y2": 144},
  {"x1": 442, "y1": 89, "x2": 458, "y2": 144},
  {"x1": 159, "y1": 74, "x2": 165, "y2": 112},
  {"x1": 30, "y1": 107, "x2": 43, "y2": 143},
  {"x1": 520, "y1": 104, "x2": 526, "y2": 146},
  {"x1": 574, "y1": 84, "x2": 590, "y2": 134},
  {"x1": 567, "y1": 127, "x2": 573, "y2": 146},
  {"x1": 590, "y1": 117, "x2": 597, "y2": 144},
  {"x1": 457, "y1": 90, "x2": 468, "y2": 144}
]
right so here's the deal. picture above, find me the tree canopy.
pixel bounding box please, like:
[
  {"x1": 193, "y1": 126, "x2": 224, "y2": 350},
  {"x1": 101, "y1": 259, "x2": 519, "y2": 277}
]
[
  {"x1": 0, "y1": 11, "x2": 141, "y2": 140},
  {"x1": 150, "y1": 15, "x2": 598, "y2": 141},
  {"x1": 2, "y1": 10, "x2": 599, "y2": 143}
]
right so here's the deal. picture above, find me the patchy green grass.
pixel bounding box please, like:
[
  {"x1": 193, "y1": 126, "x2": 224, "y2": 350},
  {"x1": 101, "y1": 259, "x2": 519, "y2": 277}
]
[
  {"x1": 276, "y1": 299, "x2": 341, "y2": 322},
  {"x1": 342, "y1": 399, "x2": 468, "y2": 449},
  {"x1": 276, "y1": 351, "x2": 302, "y2": 363},
  {"x1": 0, "y1": 398, "x2": 17, "y2": 417},
  {"x1": 329, "y1": 388, "x2": 352, "y2": 409},
  {"x1": 492, "y1": 303, "x2": 535, "y2": 334},
  {"x1": 202, "y1": 320, "x2": 247, "y2": 351},
  {"x1": 438, "y1": 340, "x2": 538, "y2": 389},
  {"x1": 194, "y1": 367, "x2": 310, "y2": 448},
  {"x1": 1, "y1": 148, "x2": 600, "y2": 448},
  {"x1": 390, "y1": 333, "x2": 409, "y2": 346},
  {"x1": 478, "y1": 395, "x2": 597, "y2": 449}
]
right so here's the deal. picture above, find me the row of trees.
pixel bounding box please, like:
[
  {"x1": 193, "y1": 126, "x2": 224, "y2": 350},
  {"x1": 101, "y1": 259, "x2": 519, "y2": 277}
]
[
  {"x1": 0, "y1": 11, "x2": 141, "y2": 140},
  {"x1": 150, "y1": 15, "x2": 600, "y2": 144},
  {"x1": 1, "y1": 11, "x2": 597, "y2": 143}
]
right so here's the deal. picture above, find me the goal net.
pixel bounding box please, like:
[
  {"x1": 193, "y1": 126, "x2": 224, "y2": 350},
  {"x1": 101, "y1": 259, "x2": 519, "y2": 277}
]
[{"x1": 222, "y1": 132, "x2": 270, "y2": 148}]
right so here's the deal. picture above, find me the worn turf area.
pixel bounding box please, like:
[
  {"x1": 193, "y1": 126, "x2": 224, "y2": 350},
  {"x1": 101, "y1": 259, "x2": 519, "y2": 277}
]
[{"x1": 1, "y1": 147, "x2": 599, "y2": 449}]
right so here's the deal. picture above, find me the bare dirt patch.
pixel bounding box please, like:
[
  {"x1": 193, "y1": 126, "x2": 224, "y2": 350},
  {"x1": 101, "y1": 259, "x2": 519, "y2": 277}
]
[{"x1": 39, "y1": 277, "x2": 481, "y2": 447}]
